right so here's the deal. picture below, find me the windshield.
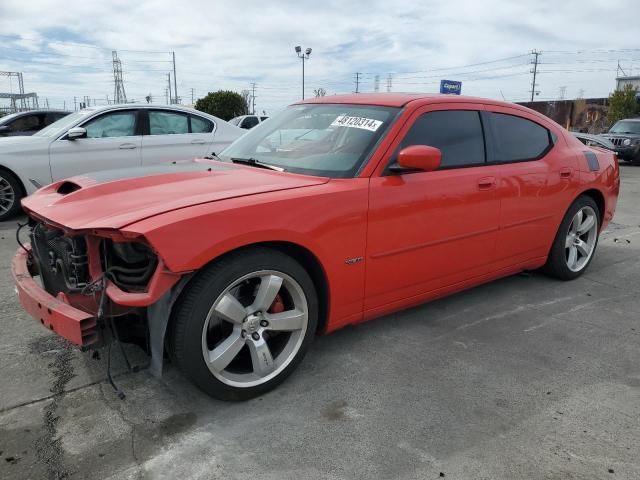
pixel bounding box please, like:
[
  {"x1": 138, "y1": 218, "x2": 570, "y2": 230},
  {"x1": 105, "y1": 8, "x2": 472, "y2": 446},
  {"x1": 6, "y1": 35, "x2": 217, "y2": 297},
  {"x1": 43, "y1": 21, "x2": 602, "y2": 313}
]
[
  {"x1": 34, "y1": 110, "x2": 92, "y2": 137},
  {"x1": 609, "y1": 120, "x2": 640, "y2": 135},
  {"x1": 218, "y1": 104, "x2": 400, "y2": 178}
]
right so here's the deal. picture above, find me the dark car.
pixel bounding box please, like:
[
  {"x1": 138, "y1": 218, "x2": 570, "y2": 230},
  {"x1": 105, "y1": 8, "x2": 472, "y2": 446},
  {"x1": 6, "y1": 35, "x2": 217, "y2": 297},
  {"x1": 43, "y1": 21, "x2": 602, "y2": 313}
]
[
  {"x1": 601, "y1": 118, "x2": 640, "y2": 163},
  {"x1": 0, "y1": 110, "x2": 70, "y2": 137}
]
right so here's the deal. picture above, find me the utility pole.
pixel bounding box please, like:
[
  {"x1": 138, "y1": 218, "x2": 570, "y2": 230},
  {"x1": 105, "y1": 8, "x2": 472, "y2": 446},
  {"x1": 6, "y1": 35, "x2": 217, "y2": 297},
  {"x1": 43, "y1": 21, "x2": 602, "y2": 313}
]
[
  {"x1": 190, "y1": 88, "x2": 195, "y2": 104},
  {"x1": 250, "y1": 82, "x2": 256, "y2": 114},
  {"x1": 165, "y1": 88, "x2": 169, "y2": 105},
  {"x1": 172, "y1": 51, "x2": 178, "y2": 105},
  {"x1": 558, "y1": 86, "x2": 567, "y2": 100},
  {"x1": 167, "y1": 73, "x2": 172, "y2": 104},
  {"x1": 112, "y1": 50, "x2": 127, "y2": 104},
  {"x1": 63, "y1": 100, "x2": 66, "y2": 110},
  {"x1": 73, "y1": 96, "x2": 77, "y2": 111},
  {"x1": 374, "y1": 75, "x2": 380, "y2": 92},
  {"x1": 354, "y1": 72, "x2": 361, "y2": 93},
  {"x1": 386, "y1": 74, "x2": 393, "y2": 92},
  {"x1": 529, "y1": 49, "x2": 541, "y2": 102}
]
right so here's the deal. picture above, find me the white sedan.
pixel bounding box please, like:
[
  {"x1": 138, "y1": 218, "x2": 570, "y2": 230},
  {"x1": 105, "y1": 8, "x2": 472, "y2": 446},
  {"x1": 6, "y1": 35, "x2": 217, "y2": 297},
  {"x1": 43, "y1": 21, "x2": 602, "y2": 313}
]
[{"x1": 0, "y1": 104, "x2": 244, "y2": 220}]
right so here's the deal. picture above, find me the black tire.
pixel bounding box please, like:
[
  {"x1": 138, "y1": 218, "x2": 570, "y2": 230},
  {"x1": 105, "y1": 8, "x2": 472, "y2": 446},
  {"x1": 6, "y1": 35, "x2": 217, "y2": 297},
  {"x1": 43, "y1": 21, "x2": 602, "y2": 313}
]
[
  {"x1": 168, "y1": 247, "x2": 318, "y2": 401},
  {"x1": 0, "y1": 169, "x2": 23, "y2": 221},
  {"x1": 543, "y1": 195, "x2": 600, "y2": 281}
]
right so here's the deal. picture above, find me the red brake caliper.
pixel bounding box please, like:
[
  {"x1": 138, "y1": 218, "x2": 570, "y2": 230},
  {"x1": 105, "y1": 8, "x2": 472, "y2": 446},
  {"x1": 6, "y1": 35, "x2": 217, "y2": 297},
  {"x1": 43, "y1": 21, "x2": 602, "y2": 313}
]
[{"x1": 268, "y1": 294, "x2": 285, "y2": 314}]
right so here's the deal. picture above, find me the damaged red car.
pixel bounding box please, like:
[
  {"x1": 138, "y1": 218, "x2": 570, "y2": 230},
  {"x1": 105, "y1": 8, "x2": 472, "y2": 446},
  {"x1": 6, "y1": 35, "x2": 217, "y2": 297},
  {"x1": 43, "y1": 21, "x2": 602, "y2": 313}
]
[{"x1": 13, "y1": 94, "x2": 619, "y2": 400}]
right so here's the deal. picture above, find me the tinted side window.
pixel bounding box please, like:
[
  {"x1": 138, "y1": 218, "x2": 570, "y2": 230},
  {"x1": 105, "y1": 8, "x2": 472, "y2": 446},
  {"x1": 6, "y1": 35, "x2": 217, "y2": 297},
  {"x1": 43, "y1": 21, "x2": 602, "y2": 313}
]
[
  {"x1": 84, "y1": 111, "x2": 137, "y2": 138},
  {"x1": 487, "y1": 112, "x2": 551, "y2": 162},
  {"x1": 10, "y1": 114, "x2": 42, "y2": 132},
  {"x1": 46, "y1": 112, "x2": 68, "y2": 125},
  {"x1": 190, "y1": 115, "x2": 213, "y2": 133},
  {"x1": 399, "y1": 110, "x2": 485, "y2": 168},
  {"x1": 240, "y1": 116, "x2": 259, "y2": 129},
  {"x1": 149, "y1": 111, "x2": 189, "y2": 135}
]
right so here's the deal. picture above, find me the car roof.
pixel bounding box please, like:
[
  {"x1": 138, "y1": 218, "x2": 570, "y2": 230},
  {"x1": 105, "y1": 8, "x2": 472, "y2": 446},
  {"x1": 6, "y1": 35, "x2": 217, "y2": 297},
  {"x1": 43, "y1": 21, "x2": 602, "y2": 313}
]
[
  {"x1": 298, "y1": 92, "x2": 530, "y2": 110},
  {"x1": 614, "y1": 118, "x2": 640, "y2": 122},
  {"x1": 77, "y1": 103, "x2": 208, "y2": 115}
]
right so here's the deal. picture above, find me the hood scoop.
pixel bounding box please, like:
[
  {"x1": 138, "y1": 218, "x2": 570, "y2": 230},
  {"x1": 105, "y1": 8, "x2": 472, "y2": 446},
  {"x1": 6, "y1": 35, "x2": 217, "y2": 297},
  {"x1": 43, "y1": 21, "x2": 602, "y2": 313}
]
[{"x1": 57, "y1": 181, "x2": 82, "y2": 195}]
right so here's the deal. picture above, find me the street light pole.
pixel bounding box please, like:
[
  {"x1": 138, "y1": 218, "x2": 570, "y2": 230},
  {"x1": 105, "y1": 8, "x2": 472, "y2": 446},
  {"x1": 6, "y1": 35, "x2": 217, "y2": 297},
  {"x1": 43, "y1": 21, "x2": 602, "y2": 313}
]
[{"x1": 295, "y1": 46, "x2": 312, "y2": 100}]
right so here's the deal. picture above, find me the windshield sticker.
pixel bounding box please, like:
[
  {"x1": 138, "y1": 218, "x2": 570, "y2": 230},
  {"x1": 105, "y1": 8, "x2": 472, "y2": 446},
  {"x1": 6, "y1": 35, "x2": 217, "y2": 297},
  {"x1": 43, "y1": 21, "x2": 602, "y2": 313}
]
[{"x1": 331, "y1": 115, "x2": 383, "y2": 132}]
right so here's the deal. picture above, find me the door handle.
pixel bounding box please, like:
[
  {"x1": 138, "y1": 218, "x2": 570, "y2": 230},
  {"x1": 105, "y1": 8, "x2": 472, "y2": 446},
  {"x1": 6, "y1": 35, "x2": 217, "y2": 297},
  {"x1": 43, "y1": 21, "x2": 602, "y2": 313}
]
[
  {"x1": 477, "y1": 176, "x2": 497, "y2": 190},
  {"x1": 119, "y1": 143, "x2": 137, "y2": 149},
  {"x1": 190, "y1": 139, "x2": 206, "y2": 144},
  {"x1": 560, "y1": 167, "x2": 573, "y2": 178}
]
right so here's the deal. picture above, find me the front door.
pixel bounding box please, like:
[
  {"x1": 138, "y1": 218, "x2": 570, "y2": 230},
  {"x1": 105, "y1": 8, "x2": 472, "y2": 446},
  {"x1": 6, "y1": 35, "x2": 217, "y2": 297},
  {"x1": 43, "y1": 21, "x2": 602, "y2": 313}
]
[
  {"x1": 365, "y1": 106, "x2": 502, "y2": 312},
  {"x1": 49, "y1": 109, "x2": 142, "y2": 181}
]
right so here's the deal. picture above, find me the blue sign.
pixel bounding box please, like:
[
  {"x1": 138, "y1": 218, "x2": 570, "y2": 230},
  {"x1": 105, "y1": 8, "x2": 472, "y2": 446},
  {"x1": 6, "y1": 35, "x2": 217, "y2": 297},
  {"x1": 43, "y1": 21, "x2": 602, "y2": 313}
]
[{"x1": 440, "y1": 80, "x2": 462, "y2": 95}]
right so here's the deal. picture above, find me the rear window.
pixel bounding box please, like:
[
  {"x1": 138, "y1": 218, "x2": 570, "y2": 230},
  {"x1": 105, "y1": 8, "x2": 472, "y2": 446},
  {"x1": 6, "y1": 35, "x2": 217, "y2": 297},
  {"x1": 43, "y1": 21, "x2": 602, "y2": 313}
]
[{"x1": 487, "y1": 112, "x2": 551, "y2": 162}]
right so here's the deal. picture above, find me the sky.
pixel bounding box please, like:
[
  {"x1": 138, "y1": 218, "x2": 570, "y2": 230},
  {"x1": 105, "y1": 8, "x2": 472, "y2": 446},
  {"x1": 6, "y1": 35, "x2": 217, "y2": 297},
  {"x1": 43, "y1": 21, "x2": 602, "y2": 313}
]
[{"x1": 0, "y1": 0, "x2": 638, "y2": 114}]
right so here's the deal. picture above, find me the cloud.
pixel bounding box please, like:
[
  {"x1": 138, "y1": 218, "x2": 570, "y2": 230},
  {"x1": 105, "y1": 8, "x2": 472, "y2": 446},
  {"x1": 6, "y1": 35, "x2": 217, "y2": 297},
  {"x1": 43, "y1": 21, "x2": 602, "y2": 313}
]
[{"x1": 0, "y1": 0, "x2": 638, "y2": 112}]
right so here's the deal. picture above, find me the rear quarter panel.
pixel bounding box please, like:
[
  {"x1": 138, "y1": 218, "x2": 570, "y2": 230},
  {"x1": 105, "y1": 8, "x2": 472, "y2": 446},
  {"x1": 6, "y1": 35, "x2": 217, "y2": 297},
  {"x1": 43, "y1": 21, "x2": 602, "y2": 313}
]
[{"x1": 572, "y1": 139, "x2": 620, "y2": 229}]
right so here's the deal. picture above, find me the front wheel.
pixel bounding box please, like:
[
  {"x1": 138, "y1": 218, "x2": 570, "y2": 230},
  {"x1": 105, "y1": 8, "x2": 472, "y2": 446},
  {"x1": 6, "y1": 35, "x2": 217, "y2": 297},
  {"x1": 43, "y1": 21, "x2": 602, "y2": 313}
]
[
  {"x1": 543, "y1": 195, "x2": 600, "y2": 280},
  {"x1": 169, "y1": 247, "x2": 318, "y2": 401},
  {"x1": 0, "y1": 170, "x2": 23, "y2": 221}
]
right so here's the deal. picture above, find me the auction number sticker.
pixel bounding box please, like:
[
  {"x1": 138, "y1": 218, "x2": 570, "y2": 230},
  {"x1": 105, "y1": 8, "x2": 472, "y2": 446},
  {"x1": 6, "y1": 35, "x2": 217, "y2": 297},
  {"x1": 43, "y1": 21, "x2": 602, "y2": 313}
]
[{"x1": 331, "y1": 115, "x2": 383, "y2": 132}]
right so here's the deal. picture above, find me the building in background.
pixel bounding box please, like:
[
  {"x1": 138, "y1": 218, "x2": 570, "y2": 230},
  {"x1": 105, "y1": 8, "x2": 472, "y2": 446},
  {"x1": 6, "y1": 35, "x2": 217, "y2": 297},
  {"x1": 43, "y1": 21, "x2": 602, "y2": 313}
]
[
  {"x1": 616, "y1": 75, "x2": 640, "y2": 91},
  {"x1": 518, "y1": 98, "x2": 609, "y2": 134}
]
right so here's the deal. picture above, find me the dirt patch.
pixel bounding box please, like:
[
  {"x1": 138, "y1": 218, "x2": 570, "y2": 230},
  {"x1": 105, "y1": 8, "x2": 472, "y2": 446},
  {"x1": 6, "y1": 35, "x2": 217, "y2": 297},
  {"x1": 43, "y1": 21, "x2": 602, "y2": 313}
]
[{"x1": 34, "y1": 339, "x2": 76, "y2": 479}]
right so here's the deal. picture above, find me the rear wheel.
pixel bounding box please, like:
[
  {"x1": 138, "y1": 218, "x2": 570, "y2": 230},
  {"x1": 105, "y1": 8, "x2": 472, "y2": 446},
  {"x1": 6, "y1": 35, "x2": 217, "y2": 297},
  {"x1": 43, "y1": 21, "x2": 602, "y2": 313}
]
[
  {"x1": 169, "y1": 247, "x2": 318, "y2": 401},
  {"x1": 543, "y1": 195, "x2": 600, "y2": 280},
  {"x1": 0, "y1": 170, "x2": 22, "y2": 221}
]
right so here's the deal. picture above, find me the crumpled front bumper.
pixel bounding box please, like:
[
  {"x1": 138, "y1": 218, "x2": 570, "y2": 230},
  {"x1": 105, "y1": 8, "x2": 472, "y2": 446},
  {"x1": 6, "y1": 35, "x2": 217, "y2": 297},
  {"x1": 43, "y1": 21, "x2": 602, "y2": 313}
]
[{"x1": 12, "y1": 246, "x2": 98, "y2": 346}]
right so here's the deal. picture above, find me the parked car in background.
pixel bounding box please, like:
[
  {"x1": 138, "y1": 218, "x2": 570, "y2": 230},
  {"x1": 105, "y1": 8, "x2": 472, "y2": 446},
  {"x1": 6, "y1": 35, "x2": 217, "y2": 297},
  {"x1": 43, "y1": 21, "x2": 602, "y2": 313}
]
[
  {"x1": 229, "y1": 114, "x2": 269, "y2": 129},
  {"x1": 0, "y1": 110, "x2": 70, "y2": 137},
  {"x1": 601, "y1": 118, "x2": 640, "y2": 163},
  {"x1": 12, "y1": 93, "x2": 619, "y2": 401},
  {"x1": 0, "y1": 104, "x2": 243, "y2": 220},
  {"x1": 572, "y1": 131, "x2": 622, "y2": 155}
]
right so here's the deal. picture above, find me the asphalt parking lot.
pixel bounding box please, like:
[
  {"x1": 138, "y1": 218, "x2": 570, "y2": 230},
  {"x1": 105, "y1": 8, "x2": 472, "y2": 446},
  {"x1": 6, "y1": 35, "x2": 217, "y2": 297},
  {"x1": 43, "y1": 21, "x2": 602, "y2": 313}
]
[{"x1": 1, "y1": 165, "x2": 639, "y2": 480}]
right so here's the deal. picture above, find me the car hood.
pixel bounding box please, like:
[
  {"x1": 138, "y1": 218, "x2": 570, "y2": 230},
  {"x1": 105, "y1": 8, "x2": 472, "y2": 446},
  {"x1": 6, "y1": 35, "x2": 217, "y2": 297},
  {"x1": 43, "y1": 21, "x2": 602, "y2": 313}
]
[{"x1": 22, "y1": 160, "x2": 330, "y2": 230}]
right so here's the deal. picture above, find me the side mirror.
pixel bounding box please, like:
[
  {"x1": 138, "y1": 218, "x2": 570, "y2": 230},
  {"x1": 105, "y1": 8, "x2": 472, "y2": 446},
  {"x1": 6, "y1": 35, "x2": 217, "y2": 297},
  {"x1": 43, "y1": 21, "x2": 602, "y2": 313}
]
[
  {"x1": 0, "y1": 125, "x2": 10, "y2": 134},
  {"x1": 396, "y1": 145, "x2": 442, "y2": 172},
  {"x1": 66, "y1": 127, "x2": 87, "y2": 140}
]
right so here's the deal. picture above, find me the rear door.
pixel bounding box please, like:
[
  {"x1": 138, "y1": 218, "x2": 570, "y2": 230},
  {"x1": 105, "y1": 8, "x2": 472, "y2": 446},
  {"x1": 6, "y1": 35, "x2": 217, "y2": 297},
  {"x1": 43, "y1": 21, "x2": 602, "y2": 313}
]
[
  {"x1": 483, "y1": 107, "x2": 579, "y2": 267},
  {"x1": 141, "y1": 109, "x2": 215, "y2": 165},
  {"x1": 49, "y1": 108, "x2": 142, "y2": 180},
  {"x1": 365, "y1": 104, "x2": 502, "y2": 311}
]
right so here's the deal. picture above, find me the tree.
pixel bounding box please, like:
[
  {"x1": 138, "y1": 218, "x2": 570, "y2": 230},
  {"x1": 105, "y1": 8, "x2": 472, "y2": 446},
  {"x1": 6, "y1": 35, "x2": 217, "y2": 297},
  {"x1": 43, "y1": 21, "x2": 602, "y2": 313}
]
[
  {"x1": 607, "y1": 84, "x2": 640, "y2": 127},
  {"x1": 314, "y1": 88, "x2": 327, "y2": 98},
  {"x1": 240, "y1": 89, "x2": 252, "y2": 115},
  {"x1": 194, "y1": 90, "x2": 248, "y2": 121}
]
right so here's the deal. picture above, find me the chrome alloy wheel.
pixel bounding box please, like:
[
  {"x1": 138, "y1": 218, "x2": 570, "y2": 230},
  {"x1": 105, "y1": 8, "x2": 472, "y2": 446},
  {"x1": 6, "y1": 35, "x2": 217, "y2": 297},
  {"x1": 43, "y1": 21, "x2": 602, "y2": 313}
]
[
  {"x1": 201, "y1": 270, "x2": 309, "y2": 388},
  {"x1": 565, "y1": 206, "x2": 598, "y2": 272},
  {"x1": 0, "y1": 175, "x2": 15, "y2": 216}
]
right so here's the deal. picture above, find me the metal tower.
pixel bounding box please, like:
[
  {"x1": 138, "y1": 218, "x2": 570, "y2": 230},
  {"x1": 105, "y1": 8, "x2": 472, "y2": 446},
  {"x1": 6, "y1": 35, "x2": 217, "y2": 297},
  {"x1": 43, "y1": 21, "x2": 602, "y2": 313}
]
[
  {"x1": 112, "y1": 51, "x2": 127, "y2": 104},
  {"x1": 0, "y1": 71, "x2": 39, "y2": 112}
]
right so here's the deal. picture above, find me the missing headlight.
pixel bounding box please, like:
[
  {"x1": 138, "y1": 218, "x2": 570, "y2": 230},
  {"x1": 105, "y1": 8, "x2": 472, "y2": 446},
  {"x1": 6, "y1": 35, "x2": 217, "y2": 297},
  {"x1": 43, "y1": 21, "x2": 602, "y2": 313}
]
[{"x1": 103, "y1": 240, "x2": 158, "y2": 292}]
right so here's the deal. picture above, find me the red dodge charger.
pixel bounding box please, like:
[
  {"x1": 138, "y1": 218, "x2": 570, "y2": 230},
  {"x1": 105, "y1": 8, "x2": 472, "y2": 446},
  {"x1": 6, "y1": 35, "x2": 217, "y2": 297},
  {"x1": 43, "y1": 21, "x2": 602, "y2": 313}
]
[{"x1": 12, "y1": 94, "x2": 619, "y2": 400}]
